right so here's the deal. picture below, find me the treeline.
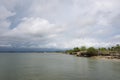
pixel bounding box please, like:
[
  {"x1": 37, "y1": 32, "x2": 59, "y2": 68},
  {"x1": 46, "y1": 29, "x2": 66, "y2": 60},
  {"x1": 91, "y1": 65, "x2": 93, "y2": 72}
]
[{"x1": 65, "y1": 44, "x2": 120, "y2": 57}]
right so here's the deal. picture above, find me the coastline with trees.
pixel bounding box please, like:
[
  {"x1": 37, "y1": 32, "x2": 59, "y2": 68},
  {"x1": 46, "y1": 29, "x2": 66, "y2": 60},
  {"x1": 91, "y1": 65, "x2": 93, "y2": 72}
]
[{"x1": 65, "y1": 44, "x2": 120, "y2": 59}]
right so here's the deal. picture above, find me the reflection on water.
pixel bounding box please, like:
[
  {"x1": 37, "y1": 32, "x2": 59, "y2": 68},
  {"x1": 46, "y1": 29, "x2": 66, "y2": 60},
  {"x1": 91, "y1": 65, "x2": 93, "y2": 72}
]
[{"x1": 0, "y1": 53, "x2": 120, "y2": 80}]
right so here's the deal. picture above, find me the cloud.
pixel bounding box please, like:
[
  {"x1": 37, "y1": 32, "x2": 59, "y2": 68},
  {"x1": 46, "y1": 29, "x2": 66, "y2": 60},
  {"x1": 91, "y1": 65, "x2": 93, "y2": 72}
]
[
  {"x1": 0, "y1": 6, "x2": 14, "y2": 20},
  {"x1": 1, "y1": 17, "x2": 65, "y2": 48},
  {"x1": 0, "y1": 0, "x2": 120, "y2": 49},
  {"x1": 7, "y1": 17, "x2": 64, "y2": 37},
  {"x1": 0, "y1": 4, "x2": 15, "y2": 35}
]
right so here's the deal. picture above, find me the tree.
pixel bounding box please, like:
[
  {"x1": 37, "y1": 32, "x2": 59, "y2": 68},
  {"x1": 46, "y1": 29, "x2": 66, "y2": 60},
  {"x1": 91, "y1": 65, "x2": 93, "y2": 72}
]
[
  {"x1": 65, "y1": 50, "x2": 73, "y2": 54},
  {"x1": 115, "y1": 44, "x2": 120, "y2": 54},
  {"x1": 87, "y1": 47, "x2": 98, "y2": 57},
  {"x1": 111, "y1": 47, "x2": 115, "y2": 51},
  {"x1": 108, "y1": 47, "x2": 111, "y2": 51},
  {"x1": 99, "y1": 47, "x2": 107, "y2": 51},
  {"x1": 80, "y1": 46, "x2": 87, "y2": 51},
  {"x1": 73, "y1": 47, "x2": 80, "y2": 52}
]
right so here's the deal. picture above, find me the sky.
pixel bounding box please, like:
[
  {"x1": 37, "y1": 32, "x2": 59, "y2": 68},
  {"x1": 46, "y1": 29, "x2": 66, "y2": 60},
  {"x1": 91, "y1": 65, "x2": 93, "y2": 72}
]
[{"x1": 0, "y1": 0, "x2": 120, "y2": 50}]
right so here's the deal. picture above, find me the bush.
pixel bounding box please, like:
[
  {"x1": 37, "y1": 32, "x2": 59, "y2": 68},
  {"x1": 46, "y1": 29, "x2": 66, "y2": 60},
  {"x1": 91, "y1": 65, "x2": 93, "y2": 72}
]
[
  {"x1": 87, "y1": 47, "x2": 98, "y2": 57},
  {"x1": 73, "y1": 47, "x2": 80, "y2": 52}
]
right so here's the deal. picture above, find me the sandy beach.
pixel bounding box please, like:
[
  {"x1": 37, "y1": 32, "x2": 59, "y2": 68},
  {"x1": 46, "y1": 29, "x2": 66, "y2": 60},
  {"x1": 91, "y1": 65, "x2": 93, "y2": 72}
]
[{"x1": 91, "y1": 56, "x2": 120, "y2": 62}]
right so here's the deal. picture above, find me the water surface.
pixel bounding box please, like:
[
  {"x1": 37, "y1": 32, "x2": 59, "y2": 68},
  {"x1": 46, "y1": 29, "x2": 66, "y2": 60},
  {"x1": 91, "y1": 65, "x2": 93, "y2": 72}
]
[{"x1": 0, "y1": 53, "x2": 120, "y2": 80}]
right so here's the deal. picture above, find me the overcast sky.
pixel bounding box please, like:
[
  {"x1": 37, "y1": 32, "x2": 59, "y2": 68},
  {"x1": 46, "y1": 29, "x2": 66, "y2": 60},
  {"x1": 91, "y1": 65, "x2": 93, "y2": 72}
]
[{"x1": 0, "y1": 0, "x2": 120, "y2": 49}]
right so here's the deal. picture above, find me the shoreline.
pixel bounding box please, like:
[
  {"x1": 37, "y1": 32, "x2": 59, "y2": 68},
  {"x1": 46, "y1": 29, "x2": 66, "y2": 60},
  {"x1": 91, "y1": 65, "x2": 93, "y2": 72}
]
[{"x1": 91, "y1": 56, "x2": 120, "y2": 62}]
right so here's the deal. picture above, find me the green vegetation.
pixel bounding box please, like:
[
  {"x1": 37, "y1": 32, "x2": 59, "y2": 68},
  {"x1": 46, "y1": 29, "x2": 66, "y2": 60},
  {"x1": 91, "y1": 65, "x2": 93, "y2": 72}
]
[
  {"x1": 87, "y1": 47, "x2": 98, "y2": 57},
  {"x1": 80, "y1": 46, "x2": 87, "y2": 51},
  {"x1": 65, "y1": 44, "x2": 120, "y2": 59},
  {"x1": 73, "y1": 47, "x2": 81, "y2": 52}
]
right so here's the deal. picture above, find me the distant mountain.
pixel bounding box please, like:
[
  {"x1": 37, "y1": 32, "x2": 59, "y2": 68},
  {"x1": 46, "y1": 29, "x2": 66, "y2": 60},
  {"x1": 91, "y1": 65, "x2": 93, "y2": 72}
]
[{"x1": 0, "y1": 47, "x2": 65, "y2": 52}]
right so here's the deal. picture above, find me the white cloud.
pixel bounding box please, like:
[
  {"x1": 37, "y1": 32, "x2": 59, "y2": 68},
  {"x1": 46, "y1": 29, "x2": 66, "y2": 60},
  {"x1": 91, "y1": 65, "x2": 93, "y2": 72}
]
[
  {"x1": 0, "y1": 20, "x2": 11, "y2": 34},
  {"x1": 0, "y1": 0, "x2": 120, "y2": 49},
  {"x1": 43, "y1": 38, "x2": 115, "y2": 49},
  {"x1": 7, "y1": 17, "x2": 65, "y2": 38},
  {"x1": 0, "y1": 6, "x2": 15, "y2": 20},
  {"x1": 0, "y1": 5, "x2": 15, "y2": 34},
  {"x1": 0, "y1": 44, "x2": 11, "y2": 47},
  {"x1": 2, "y1": 17, "x2": 65, "y2": 48},
  {"x1": 111, "y1": 35, "x2": 120, "y2": 43}
]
